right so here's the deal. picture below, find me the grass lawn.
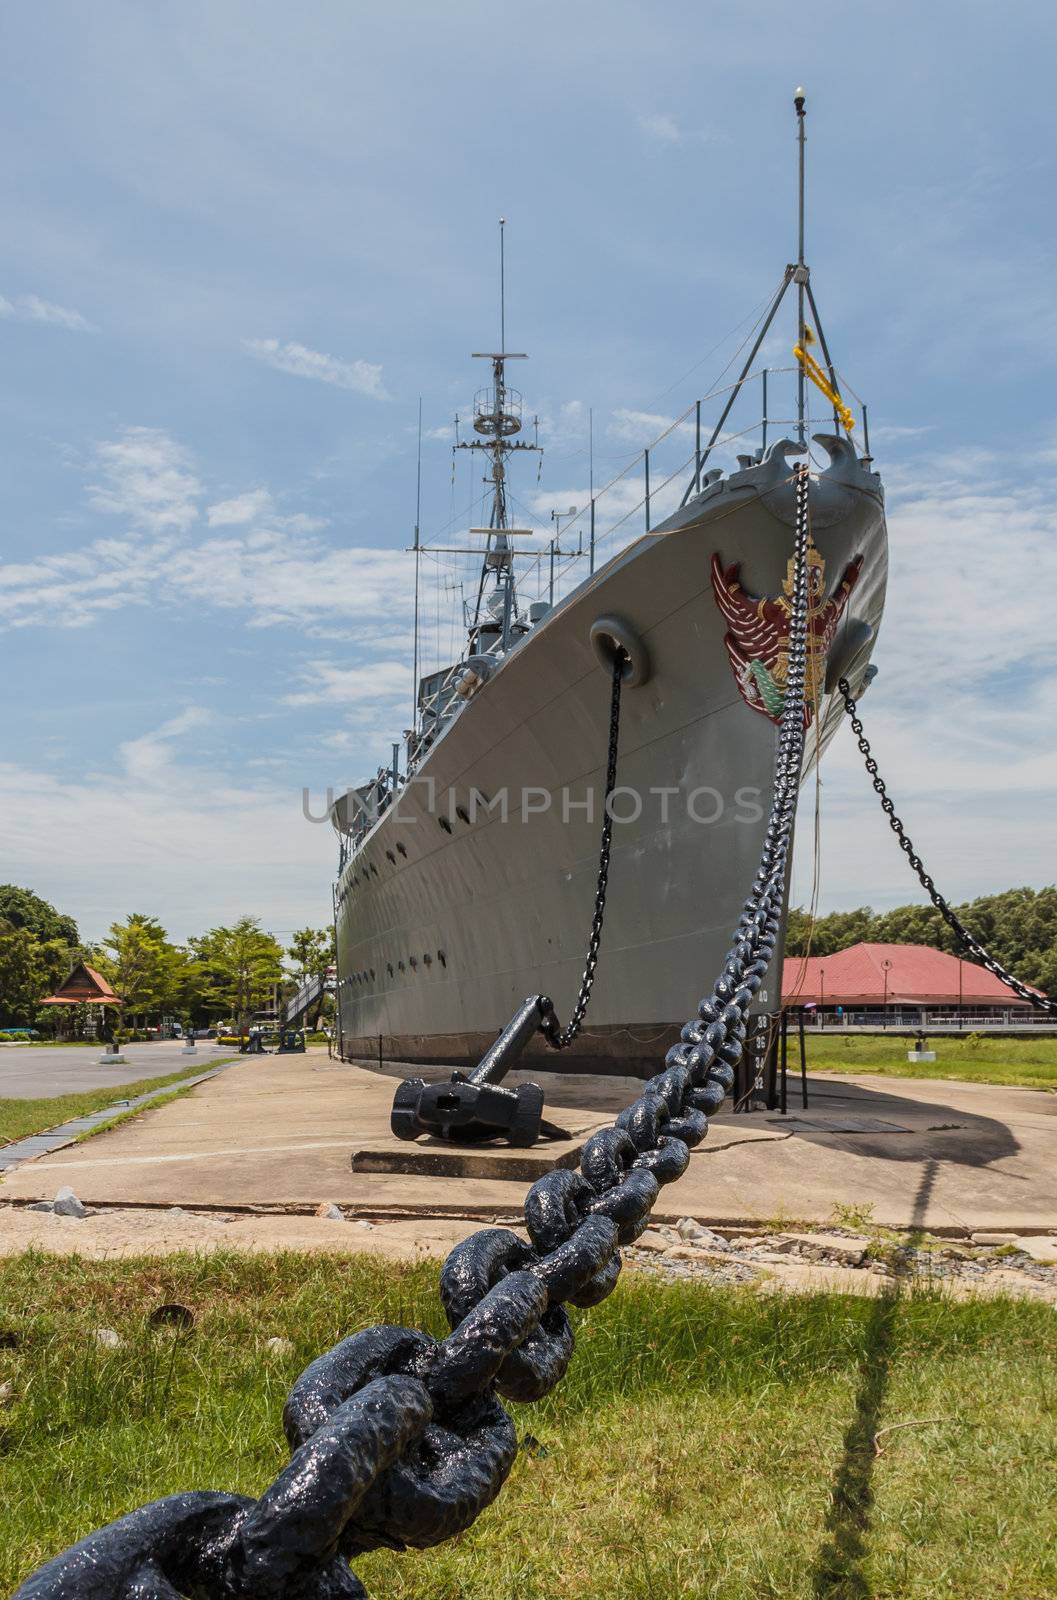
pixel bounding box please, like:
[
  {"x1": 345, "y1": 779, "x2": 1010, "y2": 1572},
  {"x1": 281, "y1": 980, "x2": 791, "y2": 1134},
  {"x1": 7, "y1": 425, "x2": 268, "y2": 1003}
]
[
  {"x1": 0, "y1": 1061, "x2": 234, "y2": 1146},
  {"x1": 806, "y1": 1031, "x2": 1057, "y2": 1091},
  {"x1": 1, "y1": 1253, "x2": 1054, "y2": 1598}
]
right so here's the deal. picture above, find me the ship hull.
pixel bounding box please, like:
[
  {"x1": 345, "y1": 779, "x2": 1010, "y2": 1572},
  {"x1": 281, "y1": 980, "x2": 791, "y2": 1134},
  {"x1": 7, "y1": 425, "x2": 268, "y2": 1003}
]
[{"x1": 333, "y1": 439, "x2": 887, "y2": 1077}]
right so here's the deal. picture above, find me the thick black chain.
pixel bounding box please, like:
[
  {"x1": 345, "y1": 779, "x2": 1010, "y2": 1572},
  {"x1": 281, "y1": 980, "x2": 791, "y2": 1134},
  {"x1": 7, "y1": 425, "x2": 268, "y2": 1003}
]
[
  {"x1": 16, "y1": 472, "x2": 812, "y2": 1600},
  {"x1": 837, "y1": 677, "x2": 1056, "y2": 1015},
  {"x1": 544, "y1": 649, "x2": 625, "y2": 1050}
]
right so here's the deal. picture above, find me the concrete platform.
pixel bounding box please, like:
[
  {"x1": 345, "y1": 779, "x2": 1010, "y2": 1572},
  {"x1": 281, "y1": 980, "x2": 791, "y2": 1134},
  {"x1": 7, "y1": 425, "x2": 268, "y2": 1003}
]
[
  {"x1": 1, "y1": 1049, "x2": 1055, "y2": 1235},
  {"x1": 350, "y1": 1091, "x2": 609, "y2": 1181}
]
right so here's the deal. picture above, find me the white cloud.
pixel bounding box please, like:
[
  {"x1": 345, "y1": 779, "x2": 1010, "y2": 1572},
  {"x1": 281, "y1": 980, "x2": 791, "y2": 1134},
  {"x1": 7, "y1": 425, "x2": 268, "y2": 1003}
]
[
  {"x1": 533, "y1": 400, "x2": 588, "y2": 447},
  {"x1": 792, "y1": 442, "x2": 1057, "y2": 911},
  {"x1": 608, "y1": 407, "x2": 694, "y2": 445},
  {"x1": 0, "y1": 427, "x2": 412, "y2": 637},
  {"x1": 119, "y1": 707, "x2": 213, "y2": 783},
  {"x1": 867, "y1": 423, "x2": 933, "y2": 445},
  {"x1": 207, "y1": 488, "x2": 273, "y2": 526},
  {"x1": 0, "y1": 525, "x2": 411, "y2": 635},
  {"x1": 0, "y1": 740, "x2": 335, "y2": 943},
  {"x1": 88, "y1": 426, "x2": 202, "y2": 534},
  {"x1": 637, "y1": 112, "x2": 681, "y2": 144},
  {"x1": 244, "y1": 337, "x2": 388, "y2": 398},
  {"x1": 0, "y1": 292, "x2": 93, "y2": 331},
  {"x1": 283, "y1": 659, "x2": 410, "y2": 707}
]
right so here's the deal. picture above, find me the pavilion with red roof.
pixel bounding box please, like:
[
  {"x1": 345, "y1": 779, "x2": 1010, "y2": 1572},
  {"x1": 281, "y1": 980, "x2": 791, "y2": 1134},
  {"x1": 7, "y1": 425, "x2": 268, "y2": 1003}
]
[
  {"x1": 39, "y1": 963, "x2": 124, "y2": 1038},
  {"x1": 781, "y1": 942, "x2": 1040, "y2": 1025}
]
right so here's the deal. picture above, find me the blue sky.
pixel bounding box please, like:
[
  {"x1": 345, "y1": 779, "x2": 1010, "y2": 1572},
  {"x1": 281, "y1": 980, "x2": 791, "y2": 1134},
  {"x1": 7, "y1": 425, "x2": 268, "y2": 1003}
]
[{"x1": 2, "y1": 1, "x2": 1056, "y2": 943}]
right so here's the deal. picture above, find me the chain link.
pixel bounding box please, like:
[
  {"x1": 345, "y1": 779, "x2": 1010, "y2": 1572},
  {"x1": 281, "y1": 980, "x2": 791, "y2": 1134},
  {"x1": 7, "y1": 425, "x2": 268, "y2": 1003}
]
[
  {"x1": 544, "y1": 648, "x2": 625, "y2": 1050},
  {"x1": 837, "y1": 677, "x2": 1056, "y2": 1015},
  {"x1": 17, "y1": 471, "x2": 814, "y2": 1600}
]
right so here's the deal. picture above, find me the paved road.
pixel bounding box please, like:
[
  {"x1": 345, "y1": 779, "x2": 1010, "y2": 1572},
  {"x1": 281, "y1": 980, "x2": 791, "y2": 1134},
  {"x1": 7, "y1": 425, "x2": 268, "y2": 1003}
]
[{"x1": 0, "y1": 1041, "x2": 237, "y2": 1099}]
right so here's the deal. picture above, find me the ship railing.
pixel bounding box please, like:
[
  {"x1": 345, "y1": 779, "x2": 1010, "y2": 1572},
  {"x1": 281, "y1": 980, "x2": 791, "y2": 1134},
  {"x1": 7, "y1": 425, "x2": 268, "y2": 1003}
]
[
  {"x1": 343, "y1": 764, "x2": 404, "y2": 863},
  {"x1": 523, "y1": 363, "x2": 871, "y2": 610},
  {"x1": 413, "y1": 629, "x2": 512, "y2": 757}
]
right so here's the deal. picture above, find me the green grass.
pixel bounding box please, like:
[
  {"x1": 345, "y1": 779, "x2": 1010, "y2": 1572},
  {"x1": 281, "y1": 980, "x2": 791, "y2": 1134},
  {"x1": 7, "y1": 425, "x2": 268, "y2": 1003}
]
[
  {"x1": 806, "y1": 1032, "x2": 1057, "y2": 1090},
  {"x1": 0, "y1": 1060, "x2": 235, "y2": 1146},
  {"x1": 0, "y1": 1039, "x2": 108, "y2": 1048},
  {"x1": 1, "y1": 1253, "x2": 1054, "y2": 1598}
]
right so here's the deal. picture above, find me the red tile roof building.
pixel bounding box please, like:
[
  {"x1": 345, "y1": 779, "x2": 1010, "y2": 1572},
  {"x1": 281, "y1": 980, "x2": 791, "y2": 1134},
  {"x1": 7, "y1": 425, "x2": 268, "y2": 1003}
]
[
  {"x1": 782, "y1": 942, "x2": 1038, "y2": 1011},
  {"x1": 39, "y1": 962, "x2": 124, "y2": 1008}
]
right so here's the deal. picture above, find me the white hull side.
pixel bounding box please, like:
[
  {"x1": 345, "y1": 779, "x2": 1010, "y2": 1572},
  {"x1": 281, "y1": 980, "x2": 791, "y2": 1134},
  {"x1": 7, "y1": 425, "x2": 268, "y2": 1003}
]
[{"x1": 334, "y1": 443, "x2": 887, "y2": 1075}]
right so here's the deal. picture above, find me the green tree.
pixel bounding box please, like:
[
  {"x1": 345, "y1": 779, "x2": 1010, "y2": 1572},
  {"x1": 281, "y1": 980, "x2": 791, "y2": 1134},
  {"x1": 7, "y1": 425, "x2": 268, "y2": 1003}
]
[
  {"x1": 189, "y1": 917, "x2": 283, "y2": 1032},
  {"x1": 94, "y1": 914, "x2": 175, "y2": 1023},
  {"x1": 785, "y1": 906, "x2": 877, "y2": 957},
  {"x1": 0, "y1": 887, "x2": 80, "y2": 1026},
  {"x1": 0, "y1": 932, "x2": 69, "y2": 1026},
  {"x1": 784, "y1": 887, "x2": 1056, "y2": 1001},
  {"x1": 0, "y1": 885, "x2": 78, "y2": 946}
]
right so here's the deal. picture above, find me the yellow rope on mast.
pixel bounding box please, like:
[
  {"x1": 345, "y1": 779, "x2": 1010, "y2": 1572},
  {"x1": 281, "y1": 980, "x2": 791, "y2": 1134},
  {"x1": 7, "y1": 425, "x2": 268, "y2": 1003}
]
[{"x1": 793, "y1": 325, "x2": 856, "y2": 433}]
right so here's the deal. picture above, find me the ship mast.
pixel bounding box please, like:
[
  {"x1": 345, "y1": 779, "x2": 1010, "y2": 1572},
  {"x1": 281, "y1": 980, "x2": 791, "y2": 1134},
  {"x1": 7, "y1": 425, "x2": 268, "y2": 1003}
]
[
  {"x1": 677, "y1": 88, "x2": 865, "y2": 508},
  {"x1": 795, "y1": 86, "x2": 807, "y2": 446},
  {"x1": 456, "y1": 218, "x2": 542, "y2": 643}
]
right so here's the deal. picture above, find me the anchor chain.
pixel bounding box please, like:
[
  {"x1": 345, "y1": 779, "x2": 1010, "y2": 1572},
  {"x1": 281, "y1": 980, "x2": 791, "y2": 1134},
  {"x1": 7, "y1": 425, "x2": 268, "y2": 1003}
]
[
  {"x1": 837, "y1": 676, "x2": 1057, "y2": 1015},
  {"x1": 542, "y1": 647, "x2": 625, "y2": 1050},
  {"x1": 15, "y1": 467, "x2": 813, "y2": 1600}
]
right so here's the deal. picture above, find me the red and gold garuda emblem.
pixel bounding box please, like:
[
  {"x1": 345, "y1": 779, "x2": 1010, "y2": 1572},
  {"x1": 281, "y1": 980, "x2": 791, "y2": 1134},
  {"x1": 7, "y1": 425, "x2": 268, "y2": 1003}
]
[{"x1": 710, "y1": 539, "x2": 863, "y2": 724}]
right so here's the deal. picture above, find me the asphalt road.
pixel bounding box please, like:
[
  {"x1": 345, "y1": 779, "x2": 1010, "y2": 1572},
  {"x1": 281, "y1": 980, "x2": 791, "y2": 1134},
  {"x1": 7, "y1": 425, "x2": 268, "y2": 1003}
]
[{"x1": 0, "y1": 1040, "x2": 236, "y2": 1099}]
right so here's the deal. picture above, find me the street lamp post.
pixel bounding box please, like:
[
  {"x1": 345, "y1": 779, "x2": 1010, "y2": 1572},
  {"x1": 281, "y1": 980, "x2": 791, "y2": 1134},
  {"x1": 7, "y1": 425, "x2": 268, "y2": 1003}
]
[
  {"x1": 819, "y1": 967, "x2": 825, "y2": 1031},
  {"x1": 881, "y1": 957, "x2": 893, "y2": 1030},
  {"x1": 958, "y1": 958, "x2": 964, "y2": 1032}
]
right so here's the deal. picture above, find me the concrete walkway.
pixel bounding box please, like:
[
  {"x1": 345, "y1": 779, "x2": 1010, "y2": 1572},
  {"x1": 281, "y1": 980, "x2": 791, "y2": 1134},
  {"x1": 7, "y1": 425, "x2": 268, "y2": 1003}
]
[
  {"x1": 0, "y1": 1062, "x2": 236, "y2": 1172},
  {"x1": 1, "y1": 1049, "x2": 1054, "y2": 1236}
]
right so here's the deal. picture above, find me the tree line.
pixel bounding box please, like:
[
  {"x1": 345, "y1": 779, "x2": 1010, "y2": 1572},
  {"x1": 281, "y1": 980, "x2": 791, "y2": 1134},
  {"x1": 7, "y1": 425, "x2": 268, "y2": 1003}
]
[
  {"x1": 0, "y1": 884, "x2": 335, "y2": 1034},
  {"x1": 786, "y1": 885, "x2": 1057, "y2": 994}
]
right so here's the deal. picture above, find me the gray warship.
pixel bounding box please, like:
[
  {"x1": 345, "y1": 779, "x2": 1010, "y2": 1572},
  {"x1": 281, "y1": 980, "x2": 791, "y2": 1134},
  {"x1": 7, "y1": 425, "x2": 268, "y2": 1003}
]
[{"x1": 330, "y1": 115, "x2": 888, "y2": 1077}]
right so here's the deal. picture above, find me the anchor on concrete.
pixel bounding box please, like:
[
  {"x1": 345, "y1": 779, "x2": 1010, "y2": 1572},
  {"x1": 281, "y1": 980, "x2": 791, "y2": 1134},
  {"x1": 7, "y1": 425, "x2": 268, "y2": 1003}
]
[{"x1": 390, "y1": 994, "x2": 562, "y2": 1146}]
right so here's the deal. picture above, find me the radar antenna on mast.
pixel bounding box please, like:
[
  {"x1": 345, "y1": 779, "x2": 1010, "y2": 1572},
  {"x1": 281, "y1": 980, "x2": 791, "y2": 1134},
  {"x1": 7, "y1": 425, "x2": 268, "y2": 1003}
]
[{"x1": 454, "y1": 217, "x2": 543, "y2": 631}]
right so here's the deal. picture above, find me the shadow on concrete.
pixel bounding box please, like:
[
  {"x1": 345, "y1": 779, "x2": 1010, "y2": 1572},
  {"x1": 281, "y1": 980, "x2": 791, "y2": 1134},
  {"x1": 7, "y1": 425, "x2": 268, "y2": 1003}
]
[
  {"x1": 770, "y1": 1075, "x2": 1020, "y2": 1172},
  {"x1": 358, "y1": 1059, "x2": 1024, "y2": 1178},
  {"x1": 808, "y1": 1161, "x2": 936, "y2": 1598}
]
